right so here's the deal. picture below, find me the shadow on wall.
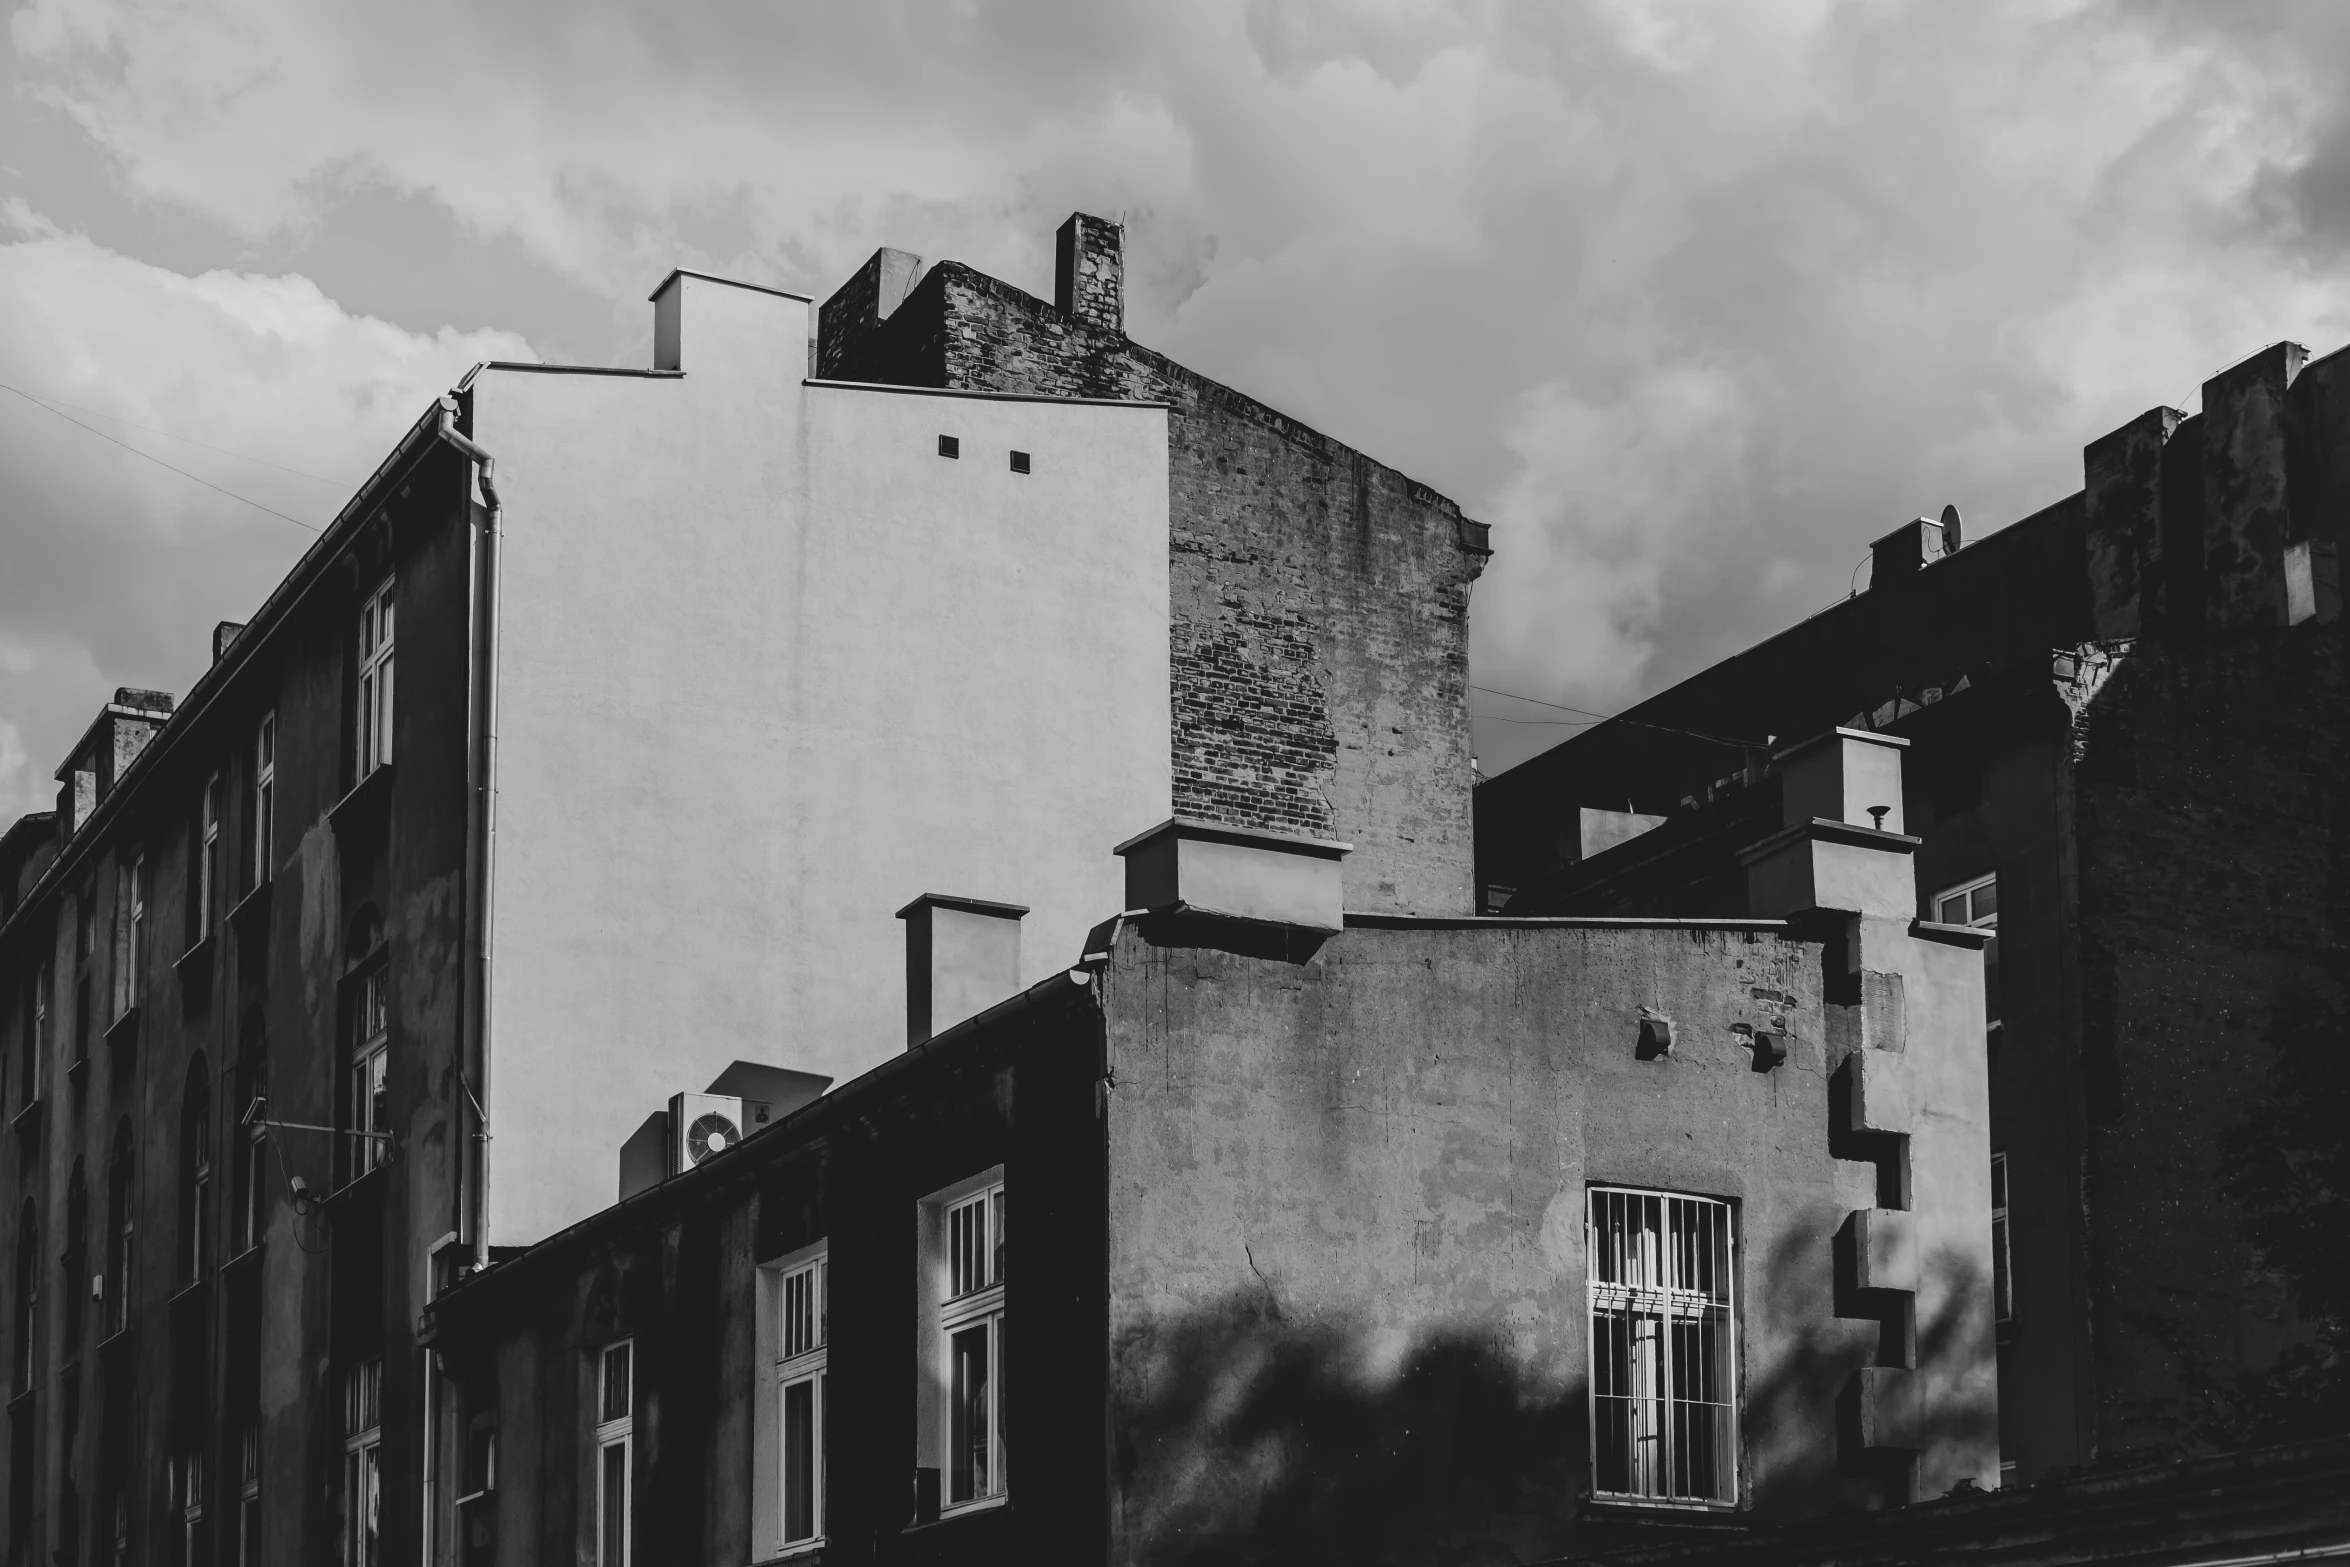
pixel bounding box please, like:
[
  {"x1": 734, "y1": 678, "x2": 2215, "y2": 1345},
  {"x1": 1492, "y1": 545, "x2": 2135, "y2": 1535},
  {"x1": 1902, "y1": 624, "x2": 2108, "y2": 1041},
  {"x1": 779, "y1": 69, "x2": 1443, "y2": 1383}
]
[
  {"x1": 2192, "y1": 982, "x2": 2350, "y2": 1447},
  {"x1": 1111, "y1": 1244, "x2": 1996, "y2": 1565},
  {"x1": 1113, "y1": 1291, "x2": 1583, "y2": 1567}
]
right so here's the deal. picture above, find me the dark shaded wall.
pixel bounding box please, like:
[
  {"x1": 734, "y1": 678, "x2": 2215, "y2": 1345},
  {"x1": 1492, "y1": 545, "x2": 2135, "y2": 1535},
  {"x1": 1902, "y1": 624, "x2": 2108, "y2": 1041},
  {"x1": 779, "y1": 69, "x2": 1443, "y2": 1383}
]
[
  {"x1": 431, "y1": 986, "x2": 1108, "y2": 1567},
  {"x1": 0, "y1": 442, "x2": 478, "y2": 1566},
  {"x1": 1094, "y1": 916, "x2": 1980, "y2": 1566},
  {"x1": 2070, "y1": 621, "x2": 2350, "y2": 1451},
  {"x1": 819, "y1": 227, "x2": 1489, "y2": 917},
  {"x1": 1478, "y1": 337, "x2": 2350, "y2": 1481}
]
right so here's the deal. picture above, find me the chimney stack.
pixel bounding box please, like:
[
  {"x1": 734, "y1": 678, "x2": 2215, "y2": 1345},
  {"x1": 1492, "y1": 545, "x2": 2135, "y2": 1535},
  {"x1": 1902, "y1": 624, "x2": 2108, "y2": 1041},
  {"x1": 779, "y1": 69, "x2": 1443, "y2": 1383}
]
[
  {"x1": 897, "y1": 895, "x2": 1028, "y2": 1046},
  {"x1": 1054, "y1": 213, "x2": 1124, "y2": 335}
]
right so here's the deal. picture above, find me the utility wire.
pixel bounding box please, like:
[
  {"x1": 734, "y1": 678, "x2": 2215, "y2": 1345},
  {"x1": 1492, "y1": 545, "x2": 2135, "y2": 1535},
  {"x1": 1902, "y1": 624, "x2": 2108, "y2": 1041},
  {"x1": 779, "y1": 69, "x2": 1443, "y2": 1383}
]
[
  {"x1": 1470, "y1": 682, "x2": 1768, "y2": 750},
  {"x1": 1, "y1": 382, "x2": 322, "y2": 533},
  {"x1": 7, "y1": 384, "x2": 353, "y2": 488}
]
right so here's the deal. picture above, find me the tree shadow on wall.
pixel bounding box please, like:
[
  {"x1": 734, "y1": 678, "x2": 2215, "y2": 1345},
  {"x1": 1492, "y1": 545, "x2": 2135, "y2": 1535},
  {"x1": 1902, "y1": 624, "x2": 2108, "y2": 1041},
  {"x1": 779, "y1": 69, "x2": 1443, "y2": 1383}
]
[
  {"x1": 1113, "y1": 1292, "x2": 1584, "y2": 1567},
  {"x1": 1114, "y1": 1243, "x2": 1997, "y2": 1567},
  {"x1": 2179, "y1": 982, "x2": 2350, "y2": 1449}
]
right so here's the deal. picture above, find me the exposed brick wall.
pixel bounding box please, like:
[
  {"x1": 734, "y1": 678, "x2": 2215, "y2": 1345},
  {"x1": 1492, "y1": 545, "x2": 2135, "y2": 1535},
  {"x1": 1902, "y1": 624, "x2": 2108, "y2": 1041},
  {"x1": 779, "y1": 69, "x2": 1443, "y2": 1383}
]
[
  {"x1": 820, "y1": 245, "x2": 1487, "y2": 914},
  {"x1": 2071, "y1": 620, "x2": 2350, "y2": 1451}
]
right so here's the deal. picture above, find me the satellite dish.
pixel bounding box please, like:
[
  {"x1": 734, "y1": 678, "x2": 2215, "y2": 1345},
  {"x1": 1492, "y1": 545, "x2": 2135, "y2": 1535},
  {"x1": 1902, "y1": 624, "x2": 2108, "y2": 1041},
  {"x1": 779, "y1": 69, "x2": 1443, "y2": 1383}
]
[
  {"x1": 685, "y1": 1111, "x2": 742, "y2": 1165},
  {"x1": 1939, "y1": 503, "x2": 1963, "y2": 552}
]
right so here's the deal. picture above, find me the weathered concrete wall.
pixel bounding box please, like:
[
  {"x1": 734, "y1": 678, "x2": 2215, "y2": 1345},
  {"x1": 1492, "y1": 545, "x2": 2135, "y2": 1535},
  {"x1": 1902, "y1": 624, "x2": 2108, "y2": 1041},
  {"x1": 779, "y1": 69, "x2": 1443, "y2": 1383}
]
[
  {"x1": 474, "y1": 273, "x2": 1169, "y2": 1244},
  {"x1": 2071, "y1": 620, "x2": 2350, "y2": 1451},
  {"x1": 821, "y1": 231, "x2": 1488, "y2": 917},
  {"x1": 1097, "y1": 914, "x2": 1994, "y2": 1563}
]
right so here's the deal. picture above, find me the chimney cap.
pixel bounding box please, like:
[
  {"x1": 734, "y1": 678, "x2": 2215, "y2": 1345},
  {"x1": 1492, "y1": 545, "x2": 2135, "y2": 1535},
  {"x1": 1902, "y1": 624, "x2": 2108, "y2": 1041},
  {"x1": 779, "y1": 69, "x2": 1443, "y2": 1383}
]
[{"x1": 895, "y1": 893, "x2": 1030, "y2": 921}]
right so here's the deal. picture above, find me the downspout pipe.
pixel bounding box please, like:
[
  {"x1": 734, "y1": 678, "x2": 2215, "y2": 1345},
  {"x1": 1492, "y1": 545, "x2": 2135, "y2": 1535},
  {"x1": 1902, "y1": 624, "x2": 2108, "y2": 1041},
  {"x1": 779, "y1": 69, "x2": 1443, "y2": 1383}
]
[{"x1": 436, "y1": 394, "x2": 500, "y2": 1278}]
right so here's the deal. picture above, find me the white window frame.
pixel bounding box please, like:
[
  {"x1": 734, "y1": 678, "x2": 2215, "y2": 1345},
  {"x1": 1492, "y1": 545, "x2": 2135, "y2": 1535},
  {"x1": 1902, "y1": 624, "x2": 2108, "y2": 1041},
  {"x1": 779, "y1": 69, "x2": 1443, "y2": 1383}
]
[
  {"x1": 356, "y1": 577, "x2": 395, "y2": 779},
  {"x1": 1586, "y1": 1186, "x2": 1739, "y2": 1507},
  {"x1": 251, "y1": 713, "x2": 276, "y2": 891},
  {"x1": 595, "y1": 1340, "x2": 633, "y2": 1567},
  {"x1": 344, "y1": 965, "x2": 389, "y2": 1184},
  {"x1": 28, "y1": 962, "x2": 48, "y2": 1104},
  {"x1": 756, "y1": 1242, "x2": 829, "y2": 1556},
  {"x1": 188, "y1": 1093, "x2": 213, "y2": 1284},
  {"x1": 196, "y1": 773, "x2": 223, "y2": 944},
  {"x1": 1934, "y1": 872, "x2": 2000, "y2": 1034},
  {"x1": 1990, "y1": 1151, "x2": 2014, "y2": 1326},
  {"x1": 115, "y1": 860, "x2": 145, "y2": 1020},
  {"x1": 344, "y1": 1358, "x2": 383, "y2": 1567},
  {"x1": 915, "y1": 1169, "x2": 1006, "y2": 1517}
]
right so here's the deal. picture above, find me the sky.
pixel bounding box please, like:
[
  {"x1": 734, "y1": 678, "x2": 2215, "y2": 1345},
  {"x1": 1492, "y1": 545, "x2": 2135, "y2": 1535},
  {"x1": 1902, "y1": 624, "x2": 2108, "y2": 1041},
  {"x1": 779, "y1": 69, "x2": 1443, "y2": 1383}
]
[{"x1": 3, "y1": 0, "x2": 2349, "y2": 813}]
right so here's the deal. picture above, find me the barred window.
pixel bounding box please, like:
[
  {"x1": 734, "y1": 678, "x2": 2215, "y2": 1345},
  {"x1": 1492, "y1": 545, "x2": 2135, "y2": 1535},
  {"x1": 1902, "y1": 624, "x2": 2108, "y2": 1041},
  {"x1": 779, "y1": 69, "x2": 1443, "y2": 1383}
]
[{"x1": 1587, "y1": 1187, "x2": 1737, "y2": 1505}]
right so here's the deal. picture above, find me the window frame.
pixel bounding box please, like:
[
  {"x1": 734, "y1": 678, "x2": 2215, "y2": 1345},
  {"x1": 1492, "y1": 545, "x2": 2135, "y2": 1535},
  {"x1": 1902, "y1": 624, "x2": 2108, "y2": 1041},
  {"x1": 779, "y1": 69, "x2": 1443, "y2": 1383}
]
[
  {"x1": 1585, "y1": 1185, "x2": 1740, "y2": 1509},
  {"x1": 915, "y1": 1168, "x2": 1007, "y2": 1518},
  {"x1": 175, "y1": 1447, "x2": 204, "y2": 1567},
  {"x1": 594, "y1": 1340, "x2": 634, "y2": 1567},
  {"x1": 757, "y1": 1241, "x2": 829, "y2": 1556},
  {"x1": 236, "y1": 1427, "x2": 261, "y2": 1567},
  {"x1": 341, "y1": 949, "x2": 390, "y2": 1187},
  {"x1": 344, "y1": 1357, "x2": 383, "y2": 1567},
  {"x1": 250, "y1": 713, "x2": 276, "y2": 892},
  {"x1": 1990, "y1": 1151, "x2": 2014, "y2": 1327},
  {"x1": 356, "y1": 577, "x2": 396, "y2": 780},
  {"x1": 195, "y1": 773, "x2": 223, "y2": 946},
  {"x1": 1933, "y1": 872, "x2": 2000, "y2": 1034}
]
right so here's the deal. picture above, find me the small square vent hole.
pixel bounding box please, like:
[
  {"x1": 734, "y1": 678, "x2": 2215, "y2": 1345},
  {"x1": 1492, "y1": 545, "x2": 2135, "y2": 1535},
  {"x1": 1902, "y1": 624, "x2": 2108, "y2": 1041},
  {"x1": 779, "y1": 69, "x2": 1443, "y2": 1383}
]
[
  {"x1": 938, "y1": 434, "x2": 960, "y2": 458},
  {"x1": 1009, "y1": 450, "x2": 1031, "y2": 474}
]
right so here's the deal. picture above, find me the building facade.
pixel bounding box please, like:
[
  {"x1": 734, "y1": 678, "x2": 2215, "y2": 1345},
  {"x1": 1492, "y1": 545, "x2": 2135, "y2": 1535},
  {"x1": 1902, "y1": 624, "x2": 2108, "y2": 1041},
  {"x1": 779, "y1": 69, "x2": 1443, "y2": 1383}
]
[
  {"x1": 426, "y1": 745, "x2": 1996, "y2": 1566},
  {"x1": 0, "y1": 217, "x2": 1493, "y2": 1564},
  {"x1": 1476, "y1": 340, "x2": 2350, "y2": 1479}
]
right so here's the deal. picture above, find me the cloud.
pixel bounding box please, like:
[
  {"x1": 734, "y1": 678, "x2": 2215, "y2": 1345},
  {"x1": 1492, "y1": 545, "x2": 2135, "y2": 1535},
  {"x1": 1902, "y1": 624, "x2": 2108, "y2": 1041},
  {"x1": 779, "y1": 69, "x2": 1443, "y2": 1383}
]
[
  {"x1": 0, "y1": 210, "x2": 530, "y2": 813},
  {"x1": 5, "y1": 0, "x2": 2350, "y2": 782}
]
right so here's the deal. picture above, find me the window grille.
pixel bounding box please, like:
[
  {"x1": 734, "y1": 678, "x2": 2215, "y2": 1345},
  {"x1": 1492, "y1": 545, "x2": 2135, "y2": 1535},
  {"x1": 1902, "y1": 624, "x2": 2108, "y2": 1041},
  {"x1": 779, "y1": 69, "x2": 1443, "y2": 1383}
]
[{"x1": 1587, "y1": 1187, "x2": 1737, "y2": 1505}]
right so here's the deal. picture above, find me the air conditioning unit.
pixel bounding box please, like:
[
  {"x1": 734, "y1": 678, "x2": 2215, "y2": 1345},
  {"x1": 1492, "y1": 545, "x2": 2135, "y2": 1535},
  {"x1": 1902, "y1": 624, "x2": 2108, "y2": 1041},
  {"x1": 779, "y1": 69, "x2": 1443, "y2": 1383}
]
[{"x1": 667, "y1": 1092, "x2": 773, "y2": 1175}]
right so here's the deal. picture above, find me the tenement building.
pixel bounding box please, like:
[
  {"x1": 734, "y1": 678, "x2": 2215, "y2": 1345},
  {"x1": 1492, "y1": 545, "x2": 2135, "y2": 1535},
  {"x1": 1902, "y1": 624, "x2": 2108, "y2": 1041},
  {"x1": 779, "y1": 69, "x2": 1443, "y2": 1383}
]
[
  {"x1": 0, "y1": 219, "x2": 1488, "y2": 1564},
  {"x1": 1477, "y1": 339, "x2": 2349, "y2": 1485},
  {"x1": 424, "y1": 734, "x2": 1998, "y2": 1565}
]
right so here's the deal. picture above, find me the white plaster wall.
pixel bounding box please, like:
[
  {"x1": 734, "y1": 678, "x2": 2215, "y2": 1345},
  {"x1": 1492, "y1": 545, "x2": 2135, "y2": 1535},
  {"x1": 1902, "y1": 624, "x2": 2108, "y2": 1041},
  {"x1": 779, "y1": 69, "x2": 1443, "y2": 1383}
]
[{"x1": 472, "y1": 275, "x2": 1169, "y2": 1243}]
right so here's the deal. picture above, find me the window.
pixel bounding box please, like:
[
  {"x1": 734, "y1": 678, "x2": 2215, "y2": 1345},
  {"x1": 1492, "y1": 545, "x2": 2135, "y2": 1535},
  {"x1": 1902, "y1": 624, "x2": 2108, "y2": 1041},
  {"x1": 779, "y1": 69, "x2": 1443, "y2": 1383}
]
[
  {"x1": 105, "y1": 1121, "x2": 135, "y2": 1339},
  {"x1": 595, "y1": 1341, "x2": 633, "y2": 1567},
  {"x1": 175, "y1": 1448, "x2": 203, "y2": 1567},
  {"x1": 236, "y1": 1429, "x2": 260, "y2": 1567},
  {"x1": 14, "y1": 1204, "x2": 38, "y2": 1397},
  {"x1": 114, "y1": 857, "x2": 147, "y2": 1021},
  {"x1": 24, "y1": 962, "x2": 47, "y2": 1105},
  {"x1": 356, "y1": 578, "x2": 395, "y2": 779},
  {"x1": 232, "y1": 1056, "x2": 268, "y2": 1255},
  {"x1": 1990, "y1": 1152, "x2": 2013, "y2": 1325},
  {"x1": 343, "y1": 912, "x2": 388, "y2": 1186},
  {"x1": 345, "y1": 1360, "x2": 383, "y2": 1566},
  {"x1": 182, "y1": 1063, "x2": 213, "y2": 1284},
  {"x1": 1587, "y1": 1187, "x2": 1737, "y2": 1506},
  {"x1": 916, "y1": 1172, "x2": 1007, "y2": 1516},
  {"x1": 194, "y1": 775, "x2": 223, "y2": 945},
  {"x1": 765, "y1": 1246, "x2": 828, "y2": 1552},
  {"x1": 1933, "y1": 873, "x2": 2000, "y2": 1032},
  {"x1": 250, "y1": 715, "x2": 276, "y2": 891}
]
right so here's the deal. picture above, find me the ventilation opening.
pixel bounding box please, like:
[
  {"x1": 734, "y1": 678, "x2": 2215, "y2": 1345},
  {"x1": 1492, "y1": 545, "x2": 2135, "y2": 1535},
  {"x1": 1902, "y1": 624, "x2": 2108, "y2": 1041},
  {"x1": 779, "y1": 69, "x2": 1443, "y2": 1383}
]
[
  {"x1": 1008, "y1": 451, "x2": 1031, "y2": 474},
  {"x1": 938, "y1": 435, "x2": 959, "y2": 459}
]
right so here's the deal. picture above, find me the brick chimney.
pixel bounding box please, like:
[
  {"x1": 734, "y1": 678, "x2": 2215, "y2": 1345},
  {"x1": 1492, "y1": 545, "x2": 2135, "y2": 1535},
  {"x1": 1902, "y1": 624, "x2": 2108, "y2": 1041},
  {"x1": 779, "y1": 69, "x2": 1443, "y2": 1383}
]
[{"x1": 1054, "y1": 213, "x2": 1123, "y2": 334}]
